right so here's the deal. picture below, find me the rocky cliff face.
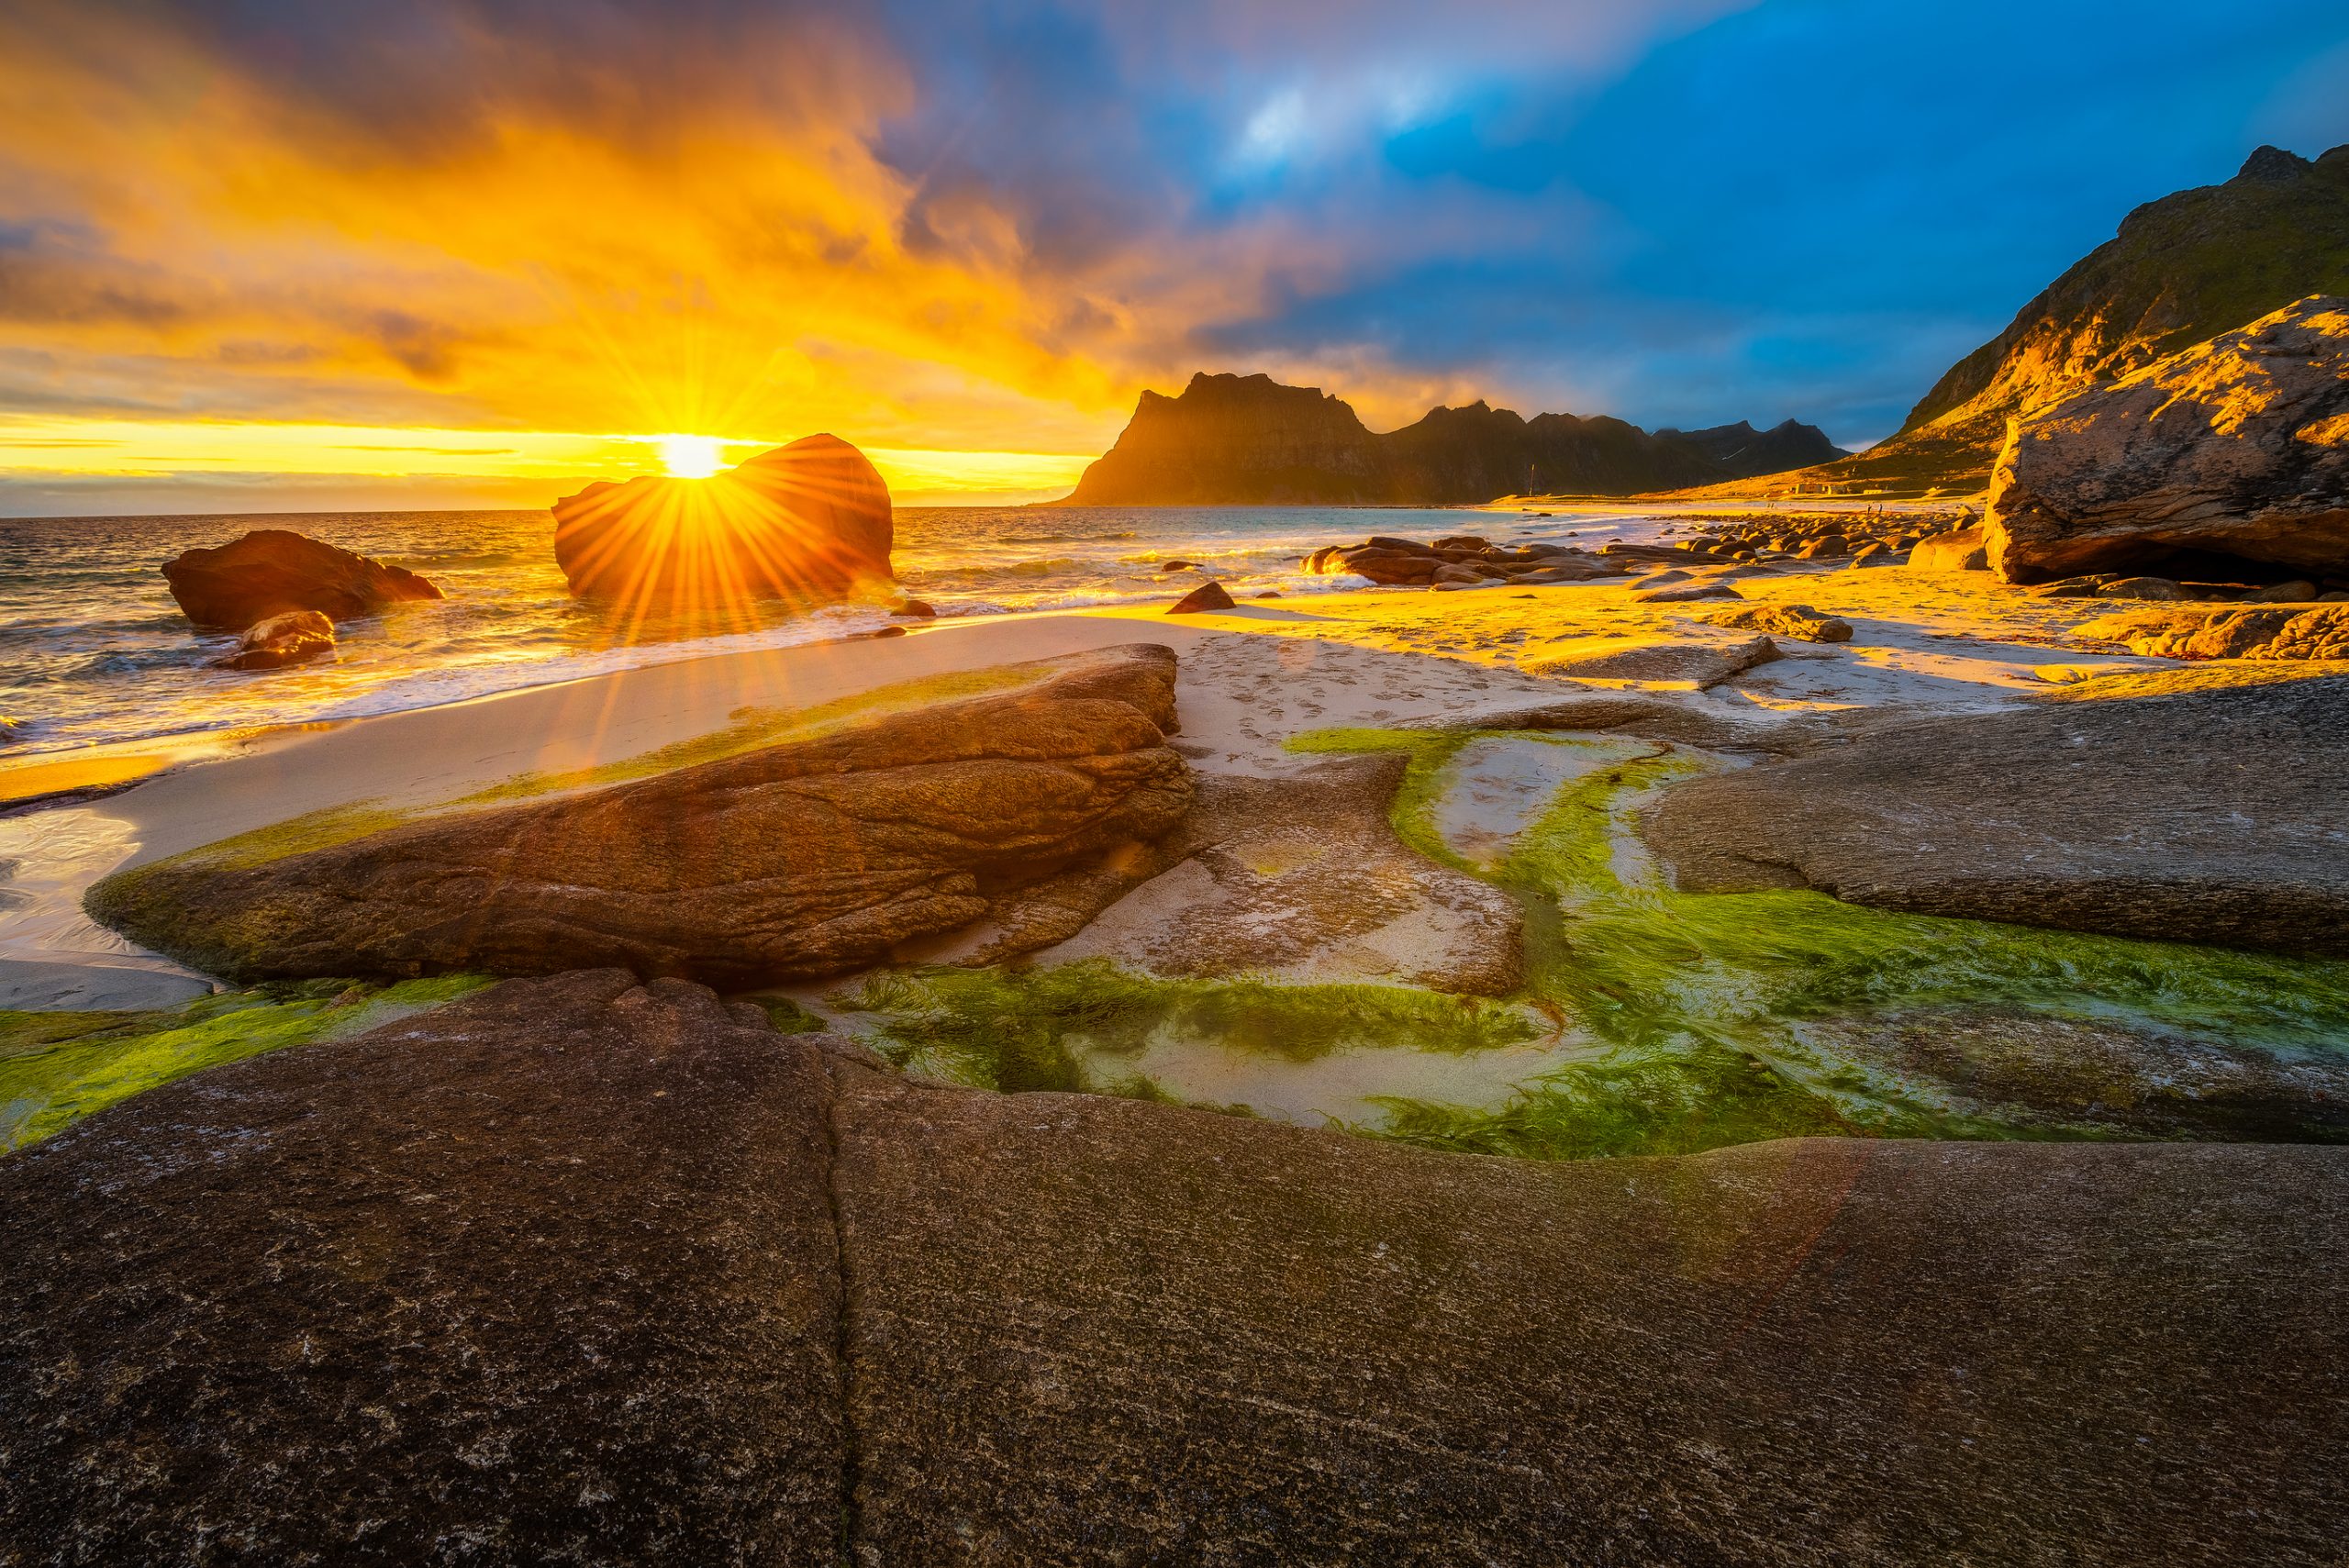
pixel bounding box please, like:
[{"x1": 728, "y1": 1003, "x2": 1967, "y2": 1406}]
[
  {"x1": 1063, "y1": 373, "x2": 1840, "y2": 504},
  {"x1": 1707, "y1": 144, "x2": 2349, "y2": 498}
]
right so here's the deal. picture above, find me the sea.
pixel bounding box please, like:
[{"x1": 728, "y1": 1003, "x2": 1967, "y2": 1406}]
[{"x1": 0, "y1": 505, "x2": 1642, "y2": 760}]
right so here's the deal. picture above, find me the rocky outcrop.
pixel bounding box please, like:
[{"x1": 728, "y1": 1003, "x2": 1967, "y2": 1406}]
[
  {"x1": 1062, "y1": 373, "x2": 1840, "y2": 504},
  {"x1": 1694, "y1": 142, "x2": 2349, "y2": 498},
  {"x1": 552, "y1": 432, "x2": 893, "y2": 606},
  {"x1": 218, "y1": 609, "x2": 336, "y2": 670},
  {"x1": 1304, "y1": 534, "x2": 1625, "y2": 586},
  {"x1": 1166, "y1": 579, "x2": 1236, "y2": 614},
  {"x1": 161, "y1": 528, "x2": 442, "y2": 628},
  {"x1": 86, "y1": 645, "x2": 1192, "y2": 986},
  {"x1": 0, "y1": 971, "x2": 849, "y2": 1565},
  {"x1": 7, "y1": 973, "x2": 2347, "y2": 1565},
  {"x1": 1642, "y1": 674, "x2": 2349, "y2": 956},
  {"x1": 1982, "y1": 296, "x2": 2349, "y2": 582},
  {"x1": 2077, "y1": 603, "x2": 2349, "y2": 661}
]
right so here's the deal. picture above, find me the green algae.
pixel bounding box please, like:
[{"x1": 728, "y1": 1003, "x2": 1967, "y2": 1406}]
[
  {"x1": 0, "y1": 974, "x2": 490, "y2": 1152},
  {"x1": 833, "y1": 720, "x2": 2349, "y2": 1162},
  {"x1": 829, "y1": 961, "x2": 1539, "y2": 1097}
]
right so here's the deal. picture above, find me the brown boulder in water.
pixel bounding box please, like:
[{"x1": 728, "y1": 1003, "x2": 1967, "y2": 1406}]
[
  {"x1": 1166, "y1": 579, "x2": 1237, "y2": 614},
  {"x1": 551, "y1": 432, "x2": 893, "y2": 607},
  {"x1": 86, "y1": 644, "x2": 1192, "y2": 986},
  {"x1": 1985, "y1": 296, "x2": 2349, "y2": 583},
  {"x1": 217, "y1": 610, "x2": 336, "y2": 671},
  {"x1": 161, "y1": 529, "x2": 442, "y2": 628}
]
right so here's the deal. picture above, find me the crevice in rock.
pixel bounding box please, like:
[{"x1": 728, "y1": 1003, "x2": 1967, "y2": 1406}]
[{"x1": 814, "y1": 1049, "x2": 871, "y2": 1568}]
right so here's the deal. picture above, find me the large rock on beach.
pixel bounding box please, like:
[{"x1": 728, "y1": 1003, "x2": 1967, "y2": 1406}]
[
  {"x1": 1908, "y1": 525, "x2": 1989, "y2": 571},
  {"x1": 161, "y1": 528, "x2": 442, "y2": 628},
  {"x1": 1533, "y1": 634, "x2": 1783, "y2": 688},
  {"x1": 552, "y1": 432, "x2": 893, "y2": 606},
  {"x1": 1643, "y1": 673, "x2": 2349, "y2": 955},
  {"x1": 86, "y1": 645, "x2": 1192, "y2": 986},
  {"x1": 1984, "y1": 296, "x2": 2349, "y2": 583},
  {"x1": 1702, "y1": 602, "x2": 1854, "y2": 642},
  {"x1": 7, "y1": 973, "x2": 2345, "y2": 1564}
]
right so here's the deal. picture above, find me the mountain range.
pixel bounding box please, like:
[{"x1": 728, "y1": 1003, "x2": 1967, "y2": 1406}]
[{"x1": 1059, "y1": 374, "x2": 1842, "y2": 505}]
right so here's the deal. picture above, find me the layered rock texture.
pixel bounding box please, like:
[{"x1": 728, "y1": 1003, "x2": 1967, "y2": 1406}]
[
  {"x1": 2080, "y1": 602, "x2": 2349, "y2": 662},
  {"x1": 218, "y1": 608, "x2": 337, "y2": 670},
  {"x1": 5, "y1": 972, "x2": 2345, "y2": 1565},
  {"x1": 1643, "y1": 674, "x2": 2349, "y2": 956},
  {"x1": 552, "y1": 432, "x2": 893, "y2": 606},
  {"x1": 161, "y1": 528, "x2": 442, "y2": 628},
  {"x1": 1982, "y1": 295, "x2": 2349, "y2": 582},
  {"x1": 1062, "y1": 372, "x2": 1840, "y2": 504},
  {"x1": 86, "y1": 645, "x2": 1192, "y2": 986},
  {"x1": 1698, "y1": 143, "x2": 2349, "y2": 497}
]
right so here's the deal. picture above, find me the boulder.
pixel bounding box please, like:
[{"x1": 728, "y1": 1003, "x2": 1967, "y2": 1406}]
[
  {"x1": 1631, "y1": 583, "x2": 1742, "y2": 603},
  {"x1": 552, "y1": 432, "x2": 893, "y2": 606},
  {"x1": 1534, "y1": 635, "x2": 1783, "y2": 688},
  {"x1": 1167, "y1": 580, "x2": 1237, "y2": 614},
  {"x1": 1985, "y1": 296, "x2": 2349, "y2": 583},
  {"x1": 1642, "y1": 674, "x2": 2349, "y2": 956},
  {"x1": 2092, "y1": 575, "x2": 2195, "y2": 600},
  {"x1": 1908, "y1": 526, "x2": 1989, "y2": 571},
  {"x1": 161, "y1": 529, "x2": 442, "y2": 628},
  {"x1": 1702, "y1": 603, "x2": 1854, "y2": 643},
  {"x1": 86, "y1": 645, "x2": 1193, "y2": 986},
  {"x1": 217, "y1": 609, "x2": 336, "y2": 671},
  {"x1": 8, "y1": 973, "x2": 2347, "y2": 1565}
]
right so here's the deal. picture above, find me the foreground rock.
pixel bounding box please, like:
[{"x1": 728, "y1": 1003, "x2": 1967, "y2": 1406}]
[
  {"x1": 1984, "y1": 295, "x2": 2349, "y2": 583},
  {"x1": 1644, "y1": 674, "x2": 2349, "y2": 955},
  {"x1": 0, "y1": 971, "x2": 847, "y2": 1564},
  {"x1": 161, "y1": 528, "x2": 442, "y2": 628},
  {"x1": 88, "y1": 645, "x2": 1192, "y2": 986},
  {"x1": 1908, "y1": 525, "x2": 1988, "y2": 571},
  {"x1": 6, "y1": 973, "x2": 2345, "y2": 1564},
  {"x1": 217, "y1": 608, "x2": 336, "y2": 670},
  {"x1": 1702, "y1": 602, "x2": 1854, "y2": 642},
  {"x1": 2078, "y1": 603, "x2": 2349, "y2": 662},
  {"x1": 552, "y1": 432, "x2": 893, "y2": 606}
]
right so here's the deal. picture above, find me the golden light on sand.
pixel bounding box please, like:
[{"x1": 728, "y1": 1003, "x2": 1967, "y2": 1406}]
[{"x1": 656, "y1": 435, "x2": 728, "y2": 479}]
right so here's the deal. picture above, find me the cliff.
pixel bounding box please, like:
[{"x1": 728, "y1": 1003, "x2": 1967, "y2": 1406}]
[
  {"x1": 1062, "y1": 374, "x2": 1841, "y2": 504},
  {"x1": 1695, "y1": 143, "x2": 2349, "y2": 499}
]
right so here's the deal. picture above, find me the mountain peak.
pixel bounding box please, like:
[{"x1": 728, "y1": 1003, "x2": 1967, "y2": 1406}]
[{"x1": 2239, "y1": 145, "x2": 2314, "y2": 183}]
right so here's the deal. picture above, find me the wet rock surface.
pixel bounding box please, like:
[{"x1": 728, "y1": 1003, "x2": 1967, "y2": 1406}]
[
  {"x1": 0, "y1": 971, "x2": 848, "y2": 1566},
  {"x1": 88, "y1": 644, "x2": 1194, "y2": 986},
  {"x1": 552, "y1": 432, "x2": 893, "y2": 606},
  {"x1": 1033, "y1": 753, "x2": 1524, "y2": 994},
  {"x1": 8, "y1": 976, "x2": 2348, "y2": 1565},
  {"x1": 161, "y1": 528, "x2": 443, "y2": 628},
  {"x1": 218, "y1": 607, "x2": 337, "y2": 670},
  {"x1": 1984, "y1": 295, "x2": 2349, "y2": 583},
  {"x1": 1643, "y1": 673, "x2": 2349, "y2": 955}
]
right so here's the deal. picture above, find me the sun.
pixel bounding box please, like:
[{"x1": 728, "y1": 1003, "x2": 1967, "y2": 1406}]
[{"x1": 655, "y1": 433, "x2": 727, "y2": 479}]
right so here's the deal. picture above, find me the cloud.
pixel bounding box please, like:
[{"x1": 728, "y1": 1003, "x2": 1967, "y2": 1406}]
[{"x1": 1, "y1": 0, "x2": 2343, "y2": 502}]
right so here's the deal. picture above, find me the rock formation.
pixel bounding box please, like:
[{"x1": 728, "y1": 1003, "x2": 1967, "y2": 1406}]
[
  {"x1": 1702, "y1": 603, "x2": 1854, "y2": 642},
  {"x1": 1695, "y1": 142, "x2": 2349, "y2": 497},
  {"x1": 1642, "y1": 674, "x2": 2349, "y2": 956},
  {"x1": 86, "y1": 645, "x2": 1192, "y2": 986},
  {"x1": 6, "y1": 971, "x2": 2345, "y2": 1564},
  {"x1": 2078, "y1": 603, "x2": 2349, "y2": 662},
  {"x1": 1981, "y1": 295, "x2": 2349, "y2": 582},
  {"x1": 552, "y1": 432, "x2": 893, "y2": 606},
  {"x1": 217, "y1": 609, "x2": 336, "y2": 671},
  {"x1": 161, "y1": 528, "x2": 442, "y2": 628},
  {"x1": 1061, "y1": 373, "x2": 1841, "y2": 504},
  {"x1": 1908, "y1": 526, "x2": 1989, "y2": 571}
]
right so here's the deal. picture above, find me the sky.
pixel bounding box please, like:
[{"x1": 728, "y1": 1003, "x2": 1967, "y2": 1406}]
[{"x1": 2, "y1": 0, "x2": 2344, "y2": 514}]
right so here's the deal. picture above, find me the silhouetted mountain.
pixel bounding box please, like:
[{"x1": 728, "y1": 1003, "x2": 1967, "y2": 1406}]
[
  {"x1": 1061, "y1": 374, "x2": 1841, "y2": 504},
  {"x1": 1696, "y1": 142, "x2": 2349, "y2": 498}
]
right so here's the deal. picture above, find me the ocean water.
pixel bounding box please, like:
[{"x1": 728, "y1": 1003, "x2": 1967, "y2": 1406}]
[{"x1": 0, "y1": 505, "x2": 1624, "y2": 758}]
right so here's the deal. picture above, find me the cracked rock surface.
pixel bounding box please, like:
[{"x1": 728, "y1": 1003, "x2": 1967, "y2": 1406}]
[{"x1": 6, "y1": 972, "x2": 2349, "y2": 1564}]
